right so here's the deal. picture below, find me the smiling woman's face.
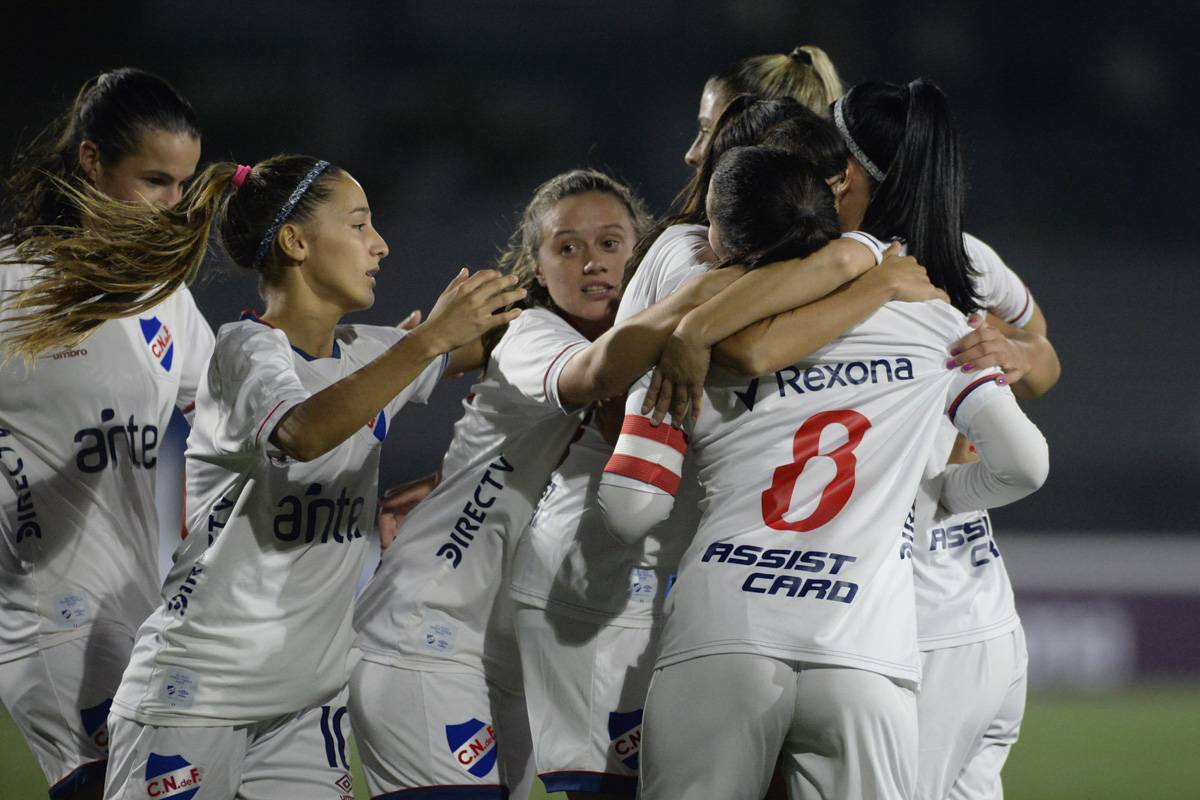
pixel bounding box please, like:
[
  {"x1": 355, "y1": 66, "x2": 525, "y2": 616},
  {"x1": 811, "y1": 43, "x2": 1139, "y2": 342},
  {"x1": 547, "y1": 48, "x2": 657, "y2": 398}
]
[{"x1": 533, "y1": 191, "x2": 635, "y2": 339}]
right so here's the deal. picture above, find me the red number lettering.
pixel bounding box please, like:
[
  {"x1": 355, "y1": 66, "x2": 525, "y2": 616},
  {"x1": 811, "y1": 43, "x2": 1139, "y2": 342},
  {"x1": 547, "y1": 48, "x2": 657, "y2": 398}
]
[{"x1": 761, "y1": 410, "x2": 871, "y2": 532}]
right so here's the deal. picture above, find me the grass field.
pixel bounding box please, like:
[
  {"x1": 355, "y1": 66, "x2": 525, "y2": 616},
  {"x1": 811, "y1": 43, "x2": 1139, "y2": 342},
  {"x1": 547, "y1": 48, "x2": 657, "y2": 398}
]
[{"x1": 3, "y1": 686, "x2": 1198, "y2": 798}]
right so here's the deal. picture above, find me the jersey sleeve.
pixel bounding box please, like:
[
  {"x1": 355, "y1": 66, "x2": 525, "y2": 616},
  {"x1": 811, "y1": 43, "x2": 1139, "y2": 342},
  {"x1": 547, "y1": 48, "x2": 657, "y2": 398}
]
[
  {"x1": 615, "y1": 225, "x2": 713, "y2": 324},
  {"x1": 597, "y1": 375, "x2": 686, "y2": 543},
  {"x1": 172, "y1": 288, "x2": 216, "y2": 424},
  {"x1": 206, "y1": 324, "x2": 311, "y2": 460},
  {"x1": 940, "y1": 392, "x2": 1049, "y2": 513},
  {"x1": 492, "y1": 311, "x2": 590, "y2": 413},
  {"x1": 964, "y1": 233, "x2": 1035, "y2": 328}
]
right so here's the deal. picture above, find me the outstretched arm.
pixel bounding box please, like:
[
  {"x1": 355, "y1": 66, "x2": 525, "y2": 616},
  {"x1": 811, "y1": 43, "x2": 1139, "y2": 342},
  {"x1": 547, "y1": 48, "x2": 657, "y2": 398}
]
[{"x1": 272, "y1": 270, "x2": 524, "y2": 461}]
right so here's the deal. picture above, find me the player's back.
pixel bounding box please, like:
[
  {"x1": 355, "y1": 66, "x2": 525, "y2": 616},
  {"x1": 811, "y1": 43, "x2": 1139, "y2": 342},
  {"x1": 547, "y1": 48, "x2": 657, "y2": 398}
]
[{"x1": 657, "y1": 300, "x2": 997, "y2": 686}]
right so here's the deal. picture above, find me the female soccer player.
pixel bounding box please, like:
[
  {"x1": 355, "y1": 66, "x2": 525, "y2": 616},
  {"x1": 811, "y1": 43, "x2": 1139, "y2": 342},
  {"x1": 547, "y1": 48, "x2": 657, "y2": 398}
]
[
  {"x1": 349, "y1": 168, "x2": 752, "y2": 800},
  {"x1": 684, "y1": 45, "x2": 842, "y2": 169},
  {"x1": 507, "y1": 98, "x2": 943, "y2": 800},
  {"x1": 600, "y1": 143, "x2": 1049, "y2": 800},
  {"x1": 0, "y1": 68, "x2": 210, "y2": 800},
  {"x1": 5, "y1": 152, "x2": 522, "y2": 797},
  {"x1": 643, "y1": 80, "x2": 1061, "y2": 800}
]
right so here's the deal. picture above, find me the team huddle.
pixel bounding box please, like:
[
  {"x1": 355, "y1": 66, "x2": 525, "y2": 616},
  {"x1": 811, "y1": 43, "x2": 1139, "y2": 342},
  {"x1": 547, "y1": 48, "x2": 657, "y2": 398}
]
[{"x1": 0, "y1": 46, "x2": 1057, "y2": 800}]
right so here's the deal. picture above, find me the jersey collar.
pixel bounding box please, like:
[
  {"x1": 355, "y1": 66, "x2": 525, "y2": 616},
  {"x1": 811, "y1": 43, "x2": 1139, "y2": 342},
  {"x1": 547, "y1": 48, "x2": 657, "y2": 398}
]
[{"x1": 239, "y1": 310, "x2": 341, "y2": 360}]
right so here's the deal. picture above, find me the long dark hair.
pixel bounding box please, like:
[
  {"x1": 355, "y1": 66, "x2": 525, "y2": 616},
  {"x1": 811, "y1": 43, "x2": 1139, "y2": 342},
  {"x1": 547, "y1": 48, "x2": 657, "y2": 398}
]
[
  {"x1": 1, "y1": 155, "x2": 340, "y2": 360},
  {"x1": 1, "y1": 67, "x2": 200, "y2": 241},
  {"x1": 839, "y1": 79, "x2": 981, "y2": 312},
  {"x1": 760, "y1": 108, "x2": 849, "y2": 180},
  {"x1": 708, "y1": 146, "x2": 841, "y2": 270}
]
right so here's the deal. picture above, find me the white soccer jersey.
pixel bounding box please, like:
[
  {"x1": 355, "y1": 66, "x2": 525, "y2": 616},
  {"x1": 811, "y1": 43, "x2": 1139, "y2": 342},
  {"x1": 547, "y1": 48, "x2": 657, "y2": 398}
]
[
  {"x1": 112, "y1": 317, "x2": 444, "y2": 724},
  {"x1": 354, "y1": 308, "x2": 592, "y2": 692},
  {"x1": 507, "y1": 224, "x2": 711, "y2": 626},
  {"x1": 0, "y1": 257, "x2": 213, "y2": 662},
  {"x1": 913, "y1": 234, "x2": 1037, "y2": 649},
  {"x1": 603, "y1": 302, "x2": 1015, "y2": 687}
]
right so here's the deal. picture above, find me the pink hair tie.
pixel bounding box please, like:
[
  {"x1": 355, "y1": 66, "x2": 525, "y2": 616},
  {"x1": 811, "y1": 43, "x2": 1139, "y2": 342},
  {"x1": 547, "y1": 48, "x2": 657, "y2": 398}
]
[{"x1": 232, "y1": 164, "x2": 253, "y2": 190}]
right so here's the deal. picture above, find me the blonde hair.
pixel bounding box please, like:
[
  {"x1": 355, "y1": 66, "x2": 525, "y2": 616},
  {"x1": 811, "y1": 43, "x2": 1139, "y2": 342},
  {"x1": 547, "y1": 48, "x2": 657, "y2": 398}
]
[
  {"x1": 1, "y1": 154, "x2": 339, "y2": 363},
  {"x1": 715, "y1": 45, "x2": 843, "y2": 114}
]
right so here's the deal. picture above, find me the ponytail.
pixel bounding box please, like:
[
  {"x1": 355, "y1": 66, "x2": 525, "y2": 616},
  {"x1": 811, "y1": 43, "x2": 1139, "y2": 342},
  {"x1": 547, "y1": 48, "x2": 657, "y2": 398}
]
[
  {"x1": 708, "y1": 145, "x2": 841, "y2": 271},
  {"x1": 1, "y1": 163, "x2": 235, "y2": 362},
  {"x1": 844, "y1": 79, "x2": 981, "y2": 312},
  {"x1": 2, "y1": 154, "x2": 341, "y2": 363},
  {"x1": 714, "y1": 45, "x2": 843, "y2": 114}
]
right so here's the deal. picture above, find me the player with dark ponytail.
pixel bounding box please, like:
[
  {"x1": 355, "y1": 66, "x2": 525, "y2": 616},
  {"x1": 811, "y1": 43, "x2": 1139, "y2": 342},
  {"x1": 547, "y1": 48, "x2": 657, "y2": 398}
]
[
  {"x1": 0, "y1": 67, "x2": 209, "y2": 800},
  {"x1": 647, "y1": 79, "x2": 1061, "y2": 800}
]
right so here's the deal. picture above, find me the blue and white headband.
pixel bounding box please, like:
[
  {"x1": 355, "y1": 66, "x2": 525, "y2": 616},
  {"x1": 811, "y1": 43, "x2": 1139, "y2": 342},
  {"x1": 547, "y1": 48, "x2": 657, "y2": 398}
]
[
  {"x1": 251, "y1": 160, "x2": 332, "y2": 269},
  {"x1": 833, "y1": 93, "x2": 887, "y2": 184}
]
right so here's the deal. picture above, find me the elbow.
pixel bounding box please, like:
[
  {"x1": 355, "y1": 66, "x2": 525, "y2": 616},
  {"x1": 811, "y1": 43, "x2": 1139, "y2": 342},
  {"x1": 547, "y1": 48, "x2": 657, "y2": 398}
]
[
  {"x1": 269, "y1": 419, "x2": 320, "y2": 463},
  {"x1": 598, "y1": 483, "x2": 667, "y2": 545},
  {"x1": 715, "y1": 345, "x2": 768, "y2": 378},
  {"x1": 1009, "y1": 437, "x2": 1050, "y2": 495}
]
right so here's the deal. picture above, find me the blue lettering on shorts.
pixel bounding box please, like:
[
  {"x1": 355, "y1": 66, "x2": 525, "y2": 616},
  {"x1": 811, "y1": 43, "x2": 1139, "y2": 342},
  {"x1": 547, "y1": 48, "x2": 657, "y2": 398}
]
[
  {"x1": 446, "y1": 718, "x2": 498, "y2": 778},
  {"x1": 607, "y1": 709, "x2": 643, "y2": 770}
]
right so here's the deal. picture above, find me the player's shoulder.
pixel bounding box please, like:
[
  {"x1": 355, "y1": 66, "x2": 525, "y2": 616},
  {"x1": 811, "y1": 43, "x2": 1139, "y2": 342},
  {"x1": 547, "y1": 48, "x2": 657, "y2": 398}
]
[
  {"x1": 213, "y1": 317, "x2": 289, "y2": 361},
  {"x1": 639, "y1": 224, "x2": 710, "y2": 272},
  {"x1": 962, "y1": 231, "x2": 1006, "y2": 274},
  {"x1": 856, "y1": 301, "x2": 971, "y2": 354},
  {"x1": 504, "y1": 306, "x2": 575, "y2": 339}
]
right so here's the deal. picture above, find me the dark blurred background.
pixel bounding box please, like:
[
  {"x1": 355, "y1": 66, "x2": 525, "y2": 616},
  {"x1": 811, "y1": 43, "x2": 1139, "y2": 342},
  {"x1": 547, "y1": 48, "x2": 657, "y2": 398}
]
[
  {"x1": 3, "y1": 0, "x2": 1196, "y2": 533},
  {"x1": 3, "y1": 3, "x2": 1199, "y2": 795}
]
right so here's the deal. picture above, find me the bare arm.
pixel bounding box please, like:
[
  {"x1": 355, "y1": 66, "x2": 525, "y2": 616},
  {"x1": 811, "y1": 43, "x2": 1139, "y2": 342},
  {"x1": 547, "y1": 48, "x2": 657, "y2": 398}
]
[
  {"x1": 668, "y1": 237, "x2": 879, "y2": 350},
  {"x1": 555, "y1": 267, "x2": 742, "y2": 407},
  {"x1": 271, "y1": 270, "x2": 524, "y2": 462},
  {"x1": 641, "y1": 252, "x2": 946, "y2": 425}
]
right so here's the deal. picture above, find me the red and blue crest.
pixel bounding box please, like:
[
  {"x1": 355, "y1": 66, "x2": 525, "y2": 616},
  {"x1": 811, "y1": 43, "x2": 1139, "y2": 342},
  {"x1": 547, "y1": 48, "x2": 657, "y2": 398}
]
[
  {"x1": 608, "y1": 708, "x2": 643, "y2": 770},
  {"x1": 366, "y1": 409, "x2": 387, "y2": 442},
  {"x1": 79, "y1": 698, "x2": 112, "y2": 751},
  {"x1": 144, "y1": 753, "x2": 202, "y2": 799},
  {"x1": 139, "y1": 316, "x2": 174, "y2": 372},
  {"x1": 446, "y1": 718, "x2": 497, "y2": 778}
]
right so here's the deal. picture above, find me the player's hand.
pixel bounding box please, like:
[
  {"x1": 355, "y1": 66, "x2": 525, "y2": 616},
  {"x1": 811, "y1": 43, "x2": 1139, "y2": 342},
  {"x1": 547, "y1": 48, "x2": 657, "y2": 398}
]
[
  {"x1": 947, "y1": 315, "x2": 1028, "y2": 384},
  {"x1": 377, "y1": 473, "x2": 438, "y2": 550},
  {"x1": 642, "y1": 327, "x2": 709, "y2": 427},
  {"x1": 864, "y1": 245, "x2": 949, "y2": 304},
  {"x1": 398, "y1": 309, "x2": 422, "y2": 330},
  {"x1": 420, "y1": 268, "x2": 525, "y2": 353}
]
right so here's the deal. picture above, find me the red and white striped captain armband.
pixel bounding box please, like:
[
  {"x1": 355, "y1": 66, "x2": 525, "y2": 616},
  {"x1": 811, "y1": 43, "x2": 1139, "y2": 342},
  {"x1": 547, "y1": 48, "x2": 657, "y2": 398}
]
[{"x1": 602, "y1": 414, "x2": 689, "y2": 496}]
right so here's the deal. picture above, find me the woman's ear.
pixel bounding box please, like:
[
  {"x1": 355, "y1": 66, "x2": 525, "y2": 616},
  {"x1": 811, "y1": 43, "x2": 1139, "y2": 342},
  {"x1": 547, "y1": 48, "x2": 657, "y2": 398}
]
[
  {"x1": 276, "y1": 222, "x2": 308, "y2": 264},
  {"x1": 532, "y1": 265, "x2": 547, "y2": 287},
  {"x1": 78, "y1": 139, "x2": 102, "y2": 183}
]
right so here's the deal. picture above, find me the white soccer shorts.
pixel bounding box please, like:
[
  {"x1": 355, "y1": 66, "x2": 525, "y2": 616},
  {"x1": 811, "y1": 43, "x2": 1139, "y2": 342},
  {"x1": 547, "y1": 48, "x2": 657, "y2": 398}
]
[
  {"x1": 348, "y1": 660, "x2": 533, "y2": 799},
  {"x1": 514, "y1": 605, "x2": 659, "y2": 796},
  {"x1": 0, "y1": 621, "x2": 133, "y2": 797},
  {"x1": 916, "y1": 625, "x2": 1028, "y2": 800},
  {"x1": 639, "y1": 653, "x2": 916, "y2": 800},
  {"x1": 102, "y1": 686, "x2": 355, "y2": 800}
]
